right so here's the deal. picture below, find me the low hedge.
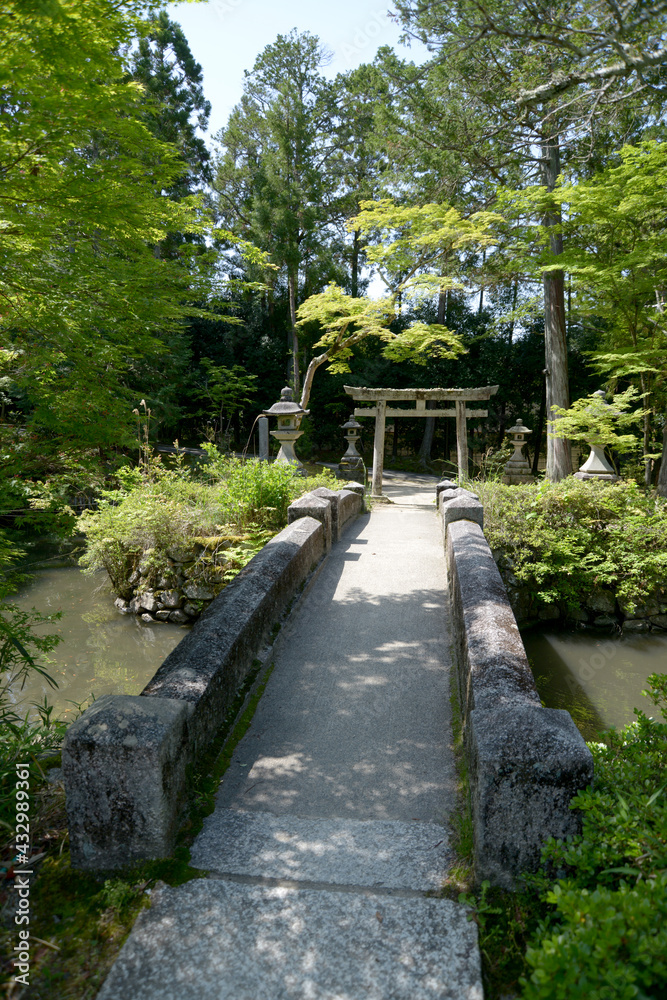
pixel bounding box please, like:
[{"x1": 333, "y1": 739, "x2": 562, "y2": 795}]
[
  {"x1": 475, "y1": 478, "x2": 667, "y2": 614},
  {"x1": 462, "y1": 673, "x2": 667, "y2": 999}
]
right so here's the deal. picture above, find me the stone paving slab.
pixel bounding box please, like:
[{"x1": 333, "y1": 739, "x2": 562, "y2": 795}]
[
  {"x1": 191, "y1": 809, "x2": 453, "y2": 890},
  {"x1": 97, "y1": 879, "x2": 483, "y2": 1000}
]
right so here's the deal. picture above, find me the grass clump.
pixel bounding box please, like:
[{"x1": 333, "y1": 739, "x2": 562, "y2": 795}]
[
  {"x1": 440, "y1": 665, "x2": 474, "y2": 897},
  {"x1": 475, "y1": 477, "x2": 667, "y2": 613}
]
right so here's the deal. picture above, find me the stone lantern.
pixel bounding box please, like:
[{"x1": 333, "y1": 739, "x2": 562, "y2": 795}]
[
  {"x1": 338, "y1": 416, "x2": 365, "y2": 481},
  {"x1": 574, "y1": 390, "x2": 619, "y2": 482},
  {"x1": 503, "y1": 419, "x2": 535, "y2": 485},
  {"x1": 262, "y1": 387, "x2": 310, "y2": 469}
]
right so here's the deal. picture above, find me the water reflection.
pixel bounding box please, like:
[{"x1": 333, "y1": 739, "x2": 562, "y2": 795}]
[
  {"x1": 8, "y1": 567, "x2": 185, "y2": 723},
  {"x1": 523, "y1": 629, "x2": 667, "y2": 741}
]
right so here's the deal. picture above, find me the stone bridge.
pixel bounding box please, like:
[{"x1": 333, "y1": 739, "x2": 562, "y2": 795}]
[{"x1": 63, "y1": 474, "x2": 592, "y2": 1000}]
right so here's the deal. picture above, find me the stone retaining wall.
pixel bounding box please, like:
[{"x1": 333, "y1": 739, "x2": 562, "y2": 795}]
[
  {"x1": 500, "y1": 564, "x2": 667, "y2": 633},
  {"x1": 112, "y1": 485, "x2": 366, "y2": 626},
  {"x1": 63, "y1": 486, "x2": 363, "y2": 870},
  {"x1": 112, "y1": 537, "x2": 254, "y2": 625},
  {"x1": 438, "y1": 481, "x2": 594, "y2": 889}
]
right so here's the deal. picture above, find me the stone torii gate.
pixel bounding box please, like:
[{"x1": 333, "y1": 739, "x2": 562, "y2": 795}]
[{"x1": 344, "y1": 384, "x2": 499, "y2": 497}]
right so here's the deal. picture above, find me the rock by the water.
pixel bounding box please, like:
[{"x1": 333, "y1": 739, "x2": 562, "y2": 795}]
[
  {"x1": 137, "y1": 551, "x2": 155, "y2": 575},
  {"x1": 139, "y1": 591, "x2": 159, "y2": 613},
  {"x1": 588, "y1": 589, "x2": 616, "y2": 614},
  {"x1": 619, "y1": 596, "x2": 659, "y2": 618},
  {"x1": 160, "y1": 590, "x2": 182, "y2": 609},
  {"x1": 166, "y1": 547, "x2": 192, "y2": 564},
  {"x1": 623, "y1": 619, "x2": 650, "y2": 632},
  {"x1": 183, "y1": 583, "x2": 214, "y2": 601},
  {"x1": 168, "y1": 609, "x2": 190, "y2": 625}
]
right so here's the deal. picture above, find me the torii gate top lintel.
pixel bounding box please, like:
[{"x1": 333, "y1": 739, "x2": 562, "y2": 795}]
[
  {"x1": 342, "y1": 385, "x2": 499, "y2": 496},
  {"x1": 343, "y1": 385, "x2": 499, "y2": 402}
]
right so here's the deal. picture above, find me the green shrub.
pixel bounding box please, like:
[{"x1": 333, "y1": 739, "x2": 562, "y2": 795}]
[
  {"x1": 541, "y1": 718, "x2": 667, "y2": 889},
  {"x1": 518, "y1": 674, "x2": 667, "y2": 998},
  {"x1": 199, "y1": 446, "x2": 338, "y2": 529},
  {"x1": 0, "y1": 424, "x2": 114, "y2": 540},
  {"x1": 475, "y1": 477, "x2": 667, "y2": 612},
  {"x1": 462, "y1": 674, "x2": 667, "y2": 999},
  {"x1": 523, "y1": 876, "x2": 667, "y2": 1000},
  {"x1": 79, "y1": 450, "x2": 340, "y2": 596}
]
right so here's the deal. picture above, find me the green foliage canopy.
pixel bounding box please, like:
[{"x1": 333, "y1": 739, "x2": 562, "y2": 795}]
[
  {"x1": 0, "y1": 0, "x2": 219, "y2": 451},
  {"x1": 1, "y1": 1, "x2": 209, "y2": 338},
  {"x1": 296, "y1": 284, "x2": 466, "y2": 409},
  {"x1": 351, "y1": 198, "x2": 502, "y2": 298}
]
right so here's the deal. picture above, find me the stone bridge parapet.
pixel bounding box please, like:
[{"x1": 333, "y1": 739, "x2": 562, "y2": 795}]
[
  {"x1": 63, "y1": 486, "x2": 363, "y2": 870},
  {"x1": 438, "y1": 480, "x2": 594, "y2": 889}
]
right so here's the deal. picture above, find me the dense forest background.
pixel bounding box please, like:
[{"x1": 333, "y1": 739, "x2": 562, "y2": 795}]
[{"x1": 3, "y1": 0, "x2": 667, "y2": 525}]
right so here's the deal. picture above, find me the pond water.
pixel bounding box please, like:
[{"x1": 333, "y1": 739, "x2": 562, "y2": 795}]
[
  {"x1": 7, "y1": 566, "x2": 185, "y2": 724},
  {"x1": 523, "y1": 628, "x2": 667, "y2": 741}
]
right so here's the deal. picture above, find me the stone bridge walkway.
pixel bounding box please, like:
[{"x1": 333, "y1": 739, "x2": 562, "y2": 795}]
[{"x1": 98, "y1": 474, "x2": 483, "y2": 1000}]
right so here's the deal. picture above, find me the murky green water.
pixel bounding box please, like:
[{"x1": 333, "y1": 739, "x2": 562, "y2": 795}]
[
  {"x1": 523, "y1": 629, "x2": 667, "y2": 741},
  {"x1": 7, "y1": 566, "x2": 185, "y2": 724}
]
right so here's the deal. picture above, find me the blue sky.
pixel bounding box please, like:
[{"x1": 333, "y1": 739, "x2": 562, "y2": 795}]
[{"x1": 167, "y1": 0, "x2": 428, "y2": 135}]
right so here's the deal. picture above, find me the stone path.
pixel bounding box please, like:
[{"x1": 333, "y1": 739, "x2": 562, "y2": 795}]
[{"x1": 98, "y1": 476, "x2": 483, "y2": 1000}]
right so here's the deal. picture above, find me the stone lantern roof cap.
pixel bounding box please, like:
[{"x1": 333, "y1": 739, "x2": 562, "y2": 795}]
[
  {"x1": 508, "y1": 418, "x2": 532, "y2": 435},
  {"x1": 263, "y1": 386, "x2": 310, "y2": 417},
  {"x1": 341, "y1": 417, "x2": 362, "y2": 430}
]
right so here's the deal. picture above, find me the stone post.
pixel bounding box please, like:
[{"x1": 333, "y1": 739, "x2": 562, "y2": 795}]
[
  {"x1": 338, "y1": 416, "x2": 365, "y2": 482},
  {"x1": 258, "y1": 416, "x2": 269, "y2": 461},
  {"x1": 573, "y1": 391, "x2": 619, "y2": 482},
  {"x1": 503, "y1": 420, "x2": 535, "y2": 485},
  {"x1": 262, "y1": 388, "x2": 310, "y2": 470},
  {"x1": 455, "y1": 400, "x2": 469, "y2": 480}
]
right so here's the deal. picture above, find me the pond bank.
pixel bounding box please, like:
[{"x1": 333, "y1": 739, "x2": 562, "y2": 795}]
[{"x1": 500, "y1": 566, "x2": 667, "y2": 633}]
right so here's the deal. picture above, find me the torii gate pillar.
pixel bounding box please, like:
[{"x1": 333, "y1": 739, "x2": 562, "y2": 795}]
[
  {"x1": 456, "y1": 400, "x2": 468, "y2": 481},
  {"x1": 372, "y1": 399, "x2": 386, "y2": 498}
]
